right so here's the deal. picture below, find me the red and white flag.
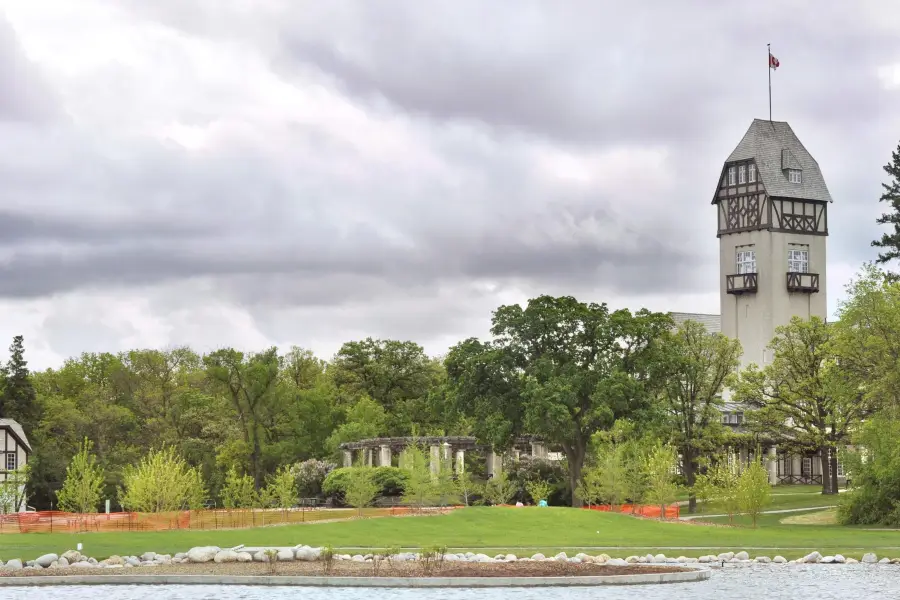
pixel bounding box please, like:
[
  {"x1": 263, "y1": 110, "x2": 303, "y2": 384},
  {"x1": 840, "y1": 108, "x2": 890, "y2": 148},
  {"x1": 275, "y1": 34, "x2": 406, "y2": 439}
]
[{"x1": 769, "y1": 52, "x2": 780, "y2": 70}]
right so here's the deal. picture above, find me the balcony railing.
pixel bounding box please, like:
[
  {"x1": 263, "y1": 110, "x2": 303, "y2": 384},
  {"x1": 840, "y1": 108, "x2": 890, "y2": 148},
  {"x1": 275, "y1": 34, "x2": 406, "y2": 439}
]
[
  {"x1": 726, "y1": 273, "x2": 758, "y2": 295},
  {"x1": 786, "y1": 272, "x2": 819, "y2": 293}
]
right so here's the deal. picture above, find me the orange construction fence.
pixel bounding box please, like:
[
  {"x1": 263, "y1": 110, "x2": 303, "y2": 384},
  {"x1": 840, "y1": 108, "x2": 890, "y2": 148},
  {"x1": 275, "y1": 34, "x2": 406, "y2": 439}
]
[
  {"x1": 583, "y1": 503, "x2": 680, "y2": 519},
  {"x1": 0, "y1": 505, "x2": 457, "y2": 534}
]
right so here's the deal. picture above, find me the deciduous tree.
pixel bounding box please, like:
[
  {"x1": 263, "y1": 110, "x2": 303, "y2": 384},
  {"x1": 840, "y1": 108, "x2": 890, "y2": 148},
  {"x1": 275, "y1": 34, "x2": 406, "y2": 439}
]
[
  {"x1": 56, "y1": 438, "x2": 106, "y2": 513},
  {"x1": 733, "y1": 316, "x2": 869, "y2": 495},
  {"x1": 657, "y1": 320, "x2": 742, "y2": 513},
  {"x1": 446, "y1": 295, "x2": 671, "y2": 506}
]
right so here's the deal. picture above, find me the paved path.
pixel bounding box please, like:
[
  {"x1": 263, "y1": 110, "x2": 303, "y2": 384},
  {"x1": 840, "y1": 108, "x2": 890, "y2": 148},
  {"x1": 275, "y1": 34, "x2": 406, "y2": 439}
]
[{"x1": 679, "y1": 506, "x2": 836, "y2": 521}]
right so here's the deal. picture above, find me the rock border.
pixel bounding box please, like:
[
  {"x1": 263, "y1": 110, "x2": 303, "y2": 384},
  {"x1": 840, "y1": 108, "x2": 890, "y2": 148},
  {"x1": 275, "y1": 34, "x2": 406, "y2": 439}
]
[{"x1": 0, "y1": 569, "x2": 711, "y2": 588}]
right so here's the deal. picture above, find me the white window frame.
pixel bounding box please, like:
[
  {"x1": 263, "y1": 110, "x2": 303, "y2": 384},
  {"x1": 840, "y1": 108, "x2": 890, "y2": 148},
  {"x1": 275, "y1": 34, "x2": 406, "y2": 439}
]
[
  {"x1": 5, "y1": 452, "x2": 16, "y2": 471},
  {"x1": 836, "y1": 460, "x2": 844, "y2": 477},
  {"x1": 788, "y1": 169, "x2": 802, "y2": 184},
  {"x1": 748, "y1": 163, "x2": 756, "y2": 183},
  {"x1": 802, "y1": 457, "x2": 812, "y2": 476},
  {"x1": 788, "y1": 247, "x2": 809, "y2": 273},
  {"x1": 736, "y1": 248, "x2": 756, "y2": 274},
  {"x1": 738, "y1": 165, "x2": 746, "y2": 184},
  {"x1": 727, "y1": 166, "x2": 736, "y2": 186}
]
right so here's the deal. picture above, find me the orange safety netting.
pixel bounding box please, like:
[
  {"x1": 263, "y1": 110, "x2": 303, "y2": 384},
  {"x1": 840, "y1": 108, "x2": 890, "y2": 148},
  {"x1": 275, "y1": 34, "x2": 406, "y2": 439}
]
[
  {"x1": 583, "y1": 503, "x2": 680, "y2": 519},
  {"x1": 0, "y1": 505, "x2": 457, "y2": 534}
]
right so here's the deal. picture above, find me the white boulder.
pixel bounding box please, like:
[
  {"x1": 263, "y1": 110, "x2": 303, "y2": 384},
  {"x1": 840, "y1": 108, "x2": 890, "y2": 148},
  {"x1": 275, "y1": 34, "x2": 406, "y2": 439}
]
[
  {"x1": 35, "y1": 554, "x2": 58, "y2": 568},
  {"x1": 214, "y1": 550, "x2": 240, "y2": 563},
  {"x1": 734, "y1": 551, "x2": 749, "y2": 561},
  {"x1": 862, "y1": 553, "x2": 878, "y2": 564},
  {"x1": 187, "y1": 546, "x2": 220, "y2": 563}
]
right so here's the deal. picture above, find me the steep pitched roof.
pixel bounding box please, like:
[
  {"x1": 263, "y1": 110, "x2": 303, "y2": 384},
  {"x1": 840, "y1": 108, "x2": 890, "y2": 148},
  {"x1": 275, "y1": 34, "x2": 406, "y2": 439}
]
[
  {"x1": 0, "y1": 418, "x2": 31, "y2": 452},
  {"x1": 669, "y1": 312, "x2": 721, "y2": 334},
  {"x1": 725, "y1": 118, "x2": 833, "y2": 203}
]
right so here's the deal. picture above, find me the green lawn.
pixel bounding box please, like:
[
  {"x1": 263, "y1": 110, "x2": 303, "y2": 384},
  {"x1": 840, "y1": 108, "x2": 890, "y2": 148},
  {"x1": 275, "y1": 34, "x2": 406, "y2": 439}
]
[
  {"x1": 2, "y1": 506, "x2": 900, "y2": 562},
  {"x1": 687, "y1": 485, "x2": 840, "y2": 515}
]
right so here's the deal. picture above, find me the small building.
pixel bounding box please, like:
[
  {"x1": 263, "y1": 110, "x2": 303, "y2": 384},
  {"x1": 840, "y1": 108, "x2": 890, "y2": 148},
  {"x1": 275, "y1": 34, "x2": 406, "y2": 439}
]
[{"x1": 0, "y1": 418, "x2": 32, "y2": 513}]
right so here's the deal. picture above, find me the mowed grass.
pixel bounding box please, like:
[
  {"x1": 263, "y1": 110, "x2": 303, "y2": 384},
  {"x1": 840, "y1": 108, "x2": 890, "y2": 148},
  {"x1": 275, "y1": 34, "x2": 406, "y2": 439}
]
[
  {"x1": 3, "y1": 506, "x2": 900, "y2": 561},
  {"x1": 685, "y1": 485, "x2": 840, "y2": 515}
]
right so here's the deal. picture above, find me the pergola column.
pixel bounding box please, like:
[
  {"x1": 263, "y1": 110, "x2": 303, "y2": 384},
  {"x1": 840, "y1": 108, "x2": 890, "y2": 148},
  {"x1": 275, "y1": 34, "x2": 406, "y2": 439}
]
[
  {"x1": 342, "y1": 449, "x2": 353, "y2": 468},
  {"x1": 486, "y1": 450, "x2": 502, "y2": 477},
  {"x1": 531, "y1": 441, "x2": 547, "y2": 459},
  {"x1": 380, "y1": 444, "x2": 392, "y2": 467},
  {"x1": 767, "y1": 446, "x2": 778, "y2": 485},
  {"x1": 365, "y1": 448, "x2": 373, "y2": 467},
  {"x1": 430, "y1": 444, "x2": 440, "y2": 475},
  {"x1": 455, "y1": 449, "x2": 466, "y2": 474}
]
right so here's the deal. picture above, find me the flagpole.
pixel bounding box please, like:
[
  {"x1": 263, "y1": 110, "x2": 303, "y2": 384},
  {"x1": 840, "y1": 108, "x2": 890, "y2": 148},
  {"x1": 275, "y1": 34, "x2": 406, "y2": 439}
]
[{"x1": 768, "y1": 43, "x2": 772, "y2": 121}]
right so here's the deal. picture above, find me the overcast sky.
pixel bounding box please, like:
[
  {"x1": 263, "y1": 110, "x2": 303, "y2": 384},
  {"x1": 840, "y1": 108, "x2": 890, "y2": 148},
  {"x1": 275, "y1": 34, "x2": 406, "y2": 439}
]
[{"x1": 1, "y1": 1, "x2": 899, "y2": 370}]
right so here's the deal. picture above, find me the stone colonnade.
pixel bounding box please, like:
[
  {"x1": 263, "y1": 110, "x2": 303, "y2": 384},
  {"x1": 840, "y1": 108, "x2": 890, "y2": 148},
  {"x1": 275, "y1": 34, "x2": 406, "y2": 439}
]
[{"x1": 340, "y1": 437, "x2": 551, "y2": 477}]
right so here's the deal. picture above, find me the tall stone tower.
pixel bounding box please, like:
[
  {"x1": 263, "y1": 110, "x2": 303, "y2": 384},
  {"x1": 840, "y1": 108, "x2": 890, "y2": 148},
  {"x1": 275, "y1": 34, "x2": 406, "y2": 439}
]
[{"x1": 713, "y1": 119, "x2": 831, "y2": 369}]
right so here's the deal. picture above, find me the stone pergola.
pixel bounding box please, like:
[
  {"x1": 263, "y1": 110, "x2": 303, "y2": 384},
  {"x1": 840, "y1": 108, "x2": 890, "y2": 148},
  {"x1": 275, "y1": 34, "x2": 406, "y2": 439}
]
[{"x1": 338, "y1": 435, "x2": 551, "y2": 477}]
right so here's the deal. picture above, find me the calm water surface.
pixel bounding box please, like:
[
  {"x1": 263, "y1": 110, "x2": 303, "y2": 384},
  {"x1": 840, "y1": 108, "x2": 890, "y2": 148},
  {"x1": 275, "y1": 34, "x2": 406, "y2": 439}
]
[{"x1": 0, "y1": 565, "x2": 896, "y2": 599}]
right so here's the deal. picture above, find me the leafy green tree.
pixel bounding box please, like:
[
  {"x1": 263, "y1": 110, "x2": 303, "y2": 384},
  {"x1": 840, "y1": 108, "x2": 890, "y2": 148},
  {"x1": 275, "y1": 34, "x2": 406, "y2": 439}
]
[
  {"x1": 56, "y1": 438, "x2": 106, "y2": 513},
  {"x1": 324, "y1": 396, "x2": 387, "y2": 457},
  {"x1": 118, "y1": 447, "x2": 207, "y2": 512},
  {"x1": 221, "y1": 465, "x2": 258, "y2": 508},
  {"x1": 642, "y1": 441, "x2": 679, "y2": 519},
  {"x1": 525, "y1": 479, "x2": 553, "y2": 505},
  {"x1": 738, "y1": 452, "x2": 772, "y2": 527},
  {"x1": 455, "y1": 471, "x2": 482, "y2": 506},
  {"x1": 446, "y1": 295, "x2": 671, "y2": 506},
  {"x1": 344, "y1": 462, "x2": 380, "y2": 516},
  {"x1": 838, "y1": 410, "x2": 900, "y2": 525},
  {"x1": 733, "y1": 316, "x2": 868, "y2": 495},
  {"x1": 694, "y1": 458, "x2": 741, "y2": 523},
  {"x1": 330, "y1": 338, "x2": 444, "y2": 435},
  {"x1": 596, "y1": 443, "x2": 629, "y2": 507},
  {"x1": 204, "y1": 348, "x2": 281, "y2": 489},
  {"x1": 0, "y1": 463, "x2": 30, "y2": 514},
  {"x1": 482, "y1": 470, "x2": 516, "y2": 506},
  {"x1": 872, "y1": 141, "x2": 900, "y2": 271},
  {"x1": 264, "y1": 465, "x2": 298, "y2": 512},
  {"x1": 400, "y1": 444, "x2": 437, "y2": 509},
  {"x1": 657, "y1": 320, "x2": 741, "y2": 513}
]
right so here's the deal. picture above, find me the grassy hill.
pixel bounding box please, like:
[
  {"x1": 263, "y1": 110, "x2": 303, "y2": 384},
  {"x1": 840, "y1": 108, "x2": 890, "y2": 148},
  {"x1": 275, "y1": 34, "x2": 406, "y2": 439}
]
[{"x1": 2, "y1": 506, "x2": 899, "y2": 561}]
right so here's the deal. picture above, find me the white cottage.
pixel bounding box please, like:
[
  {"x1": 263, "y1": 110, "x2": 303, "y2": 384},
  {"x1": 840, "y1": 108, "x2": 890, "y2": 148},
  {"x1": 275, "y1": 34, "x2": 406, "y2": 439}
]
[{"x1": 0, "y1": 418, "x2": 31, "y2": 513}]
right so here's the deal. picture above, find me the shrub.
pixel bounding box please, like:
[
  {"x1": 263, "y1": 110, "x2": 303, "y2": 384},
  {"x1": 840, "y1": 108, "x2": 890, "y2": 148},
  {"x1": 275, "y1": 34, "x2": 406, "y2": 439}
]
[
  {"x1": 322, "y1": 466, "x2": 408, "y2": 505},
  {"x1": 118, "y1": 447, "x2": 207, "y2": 512},
  {"x1": 290, "y1": 459, "x2": 336, "y2": 497}
]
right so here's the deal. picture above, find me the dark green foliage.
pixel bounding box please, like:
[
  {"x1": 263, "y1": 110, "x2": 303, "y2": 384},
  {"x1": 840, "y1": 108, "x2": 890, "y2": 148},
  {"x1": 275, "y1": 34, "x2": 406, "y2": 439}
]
[
  {"x1": 322, "y1": 466, "x2": 409, "y2": 504},
  {"x1": 0, "y1": 335, "x2": 38, "y2": 429},
  {"x1": 838, "y1": 412, "x2": 900, "y2": 526},
  {"x1": 872, "y1": 141, "x2": 900, "y2": 271},
  {"x1": 503, "y1": 456, "x2": 570, "y2": 506}
]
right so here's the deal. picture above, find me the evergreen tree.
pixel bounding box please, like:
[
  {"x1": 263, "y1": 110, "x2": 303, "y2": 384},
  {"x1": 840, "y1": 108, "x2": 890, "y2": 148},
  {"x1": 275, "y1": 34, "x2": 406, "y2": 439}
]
[
  {"x1": 872, "y1": 141, "x2": 900, "y2": 271},
  {"x1": 0, "y1": 336, "x2": 37, "y2": 428}
]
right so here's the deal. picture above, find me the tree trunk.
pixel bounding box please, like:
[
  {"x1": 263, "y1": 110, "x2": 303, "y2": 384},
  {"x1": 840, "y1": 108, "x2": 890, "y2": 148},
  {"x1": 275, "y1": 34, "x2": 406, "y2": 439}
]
[
  {"x1": 683, "y1": 449, "x2": 698, "y2": 514},
  {"x1": 819, "y1": 448, "x2": 833, "y2": 495},
  {"x1": 568, "y1": 446, "x2": 585, "y2": 508}
]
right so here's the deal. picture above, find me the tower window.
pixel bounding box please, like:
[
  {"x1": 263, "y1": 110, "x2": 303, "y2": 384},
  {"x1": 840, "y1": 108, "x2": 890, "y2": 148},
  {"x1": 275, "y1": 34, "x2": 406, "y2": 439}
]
[
  {"x1": 736, "y1": 248, "x2": 756, "y2": 274},
  {"x1": 788, "y1": 169, "x2": 802, "y2": 184},
  {"x1": 738, "y1": 165, "x2": 746, "y2": 184},
  {"x1": 788, "y1": 247, "x2": 809, "y2": 273},
  {"x1": 748, "y1": 164, "x2": 756, "y2": 183},
  {"x1": 5, "y1": 452, "x2": 15, "y2": 471},
  {"x1": 727, "y1": 166, "x2": 736, "y2": 186}
]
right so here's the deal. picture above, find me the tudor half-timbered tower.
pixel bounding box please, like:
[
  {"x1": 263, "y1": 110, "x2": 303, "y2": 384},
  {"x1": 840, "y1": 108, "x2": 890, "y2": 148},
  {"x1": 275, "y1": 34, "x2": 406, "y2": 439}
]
[{"x1": 713, "y1": 119, "x2": 831, "y2": 370}]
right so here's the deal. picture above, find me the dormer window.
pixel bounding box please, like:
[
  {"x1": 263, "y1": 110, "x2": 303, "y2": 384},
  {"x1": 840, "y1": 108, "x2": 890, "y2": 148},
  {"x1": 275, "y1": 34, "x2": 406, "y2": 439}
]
[
  {"x1": 727, "y1": 166, "x2": 736, "y2": 186},
  {"x1": 738, "y1": 165, "x2": 746, "y2": 184},
  {"x1": 788, "y1": 169, "x2": 801, "y2": 184},
  {"x1": 748, "y1": 163, "x2": 756, "y2": 183}
]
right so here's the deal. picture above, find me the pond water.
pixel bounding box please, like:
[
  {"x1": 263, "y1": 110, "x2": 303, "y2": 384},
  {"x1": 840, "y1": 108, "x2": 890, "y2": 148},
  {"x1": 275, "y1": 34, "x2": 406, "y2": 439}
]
[{"x1": 0, "y1": 564, "x2": 895, "y2": 599}]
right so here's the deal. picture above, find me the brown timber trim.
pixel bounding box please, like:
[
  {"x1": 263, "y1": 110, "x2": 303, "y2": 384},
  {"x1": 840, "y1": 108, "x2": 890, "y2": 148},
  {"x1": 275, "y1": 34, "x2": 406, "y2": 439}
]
[
  {"x1": 786, "y1": 272, "x2": 820, "y2": 293},
  {"x1": 726, "y1": 273, "x2": 758, "y2": 295}
]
